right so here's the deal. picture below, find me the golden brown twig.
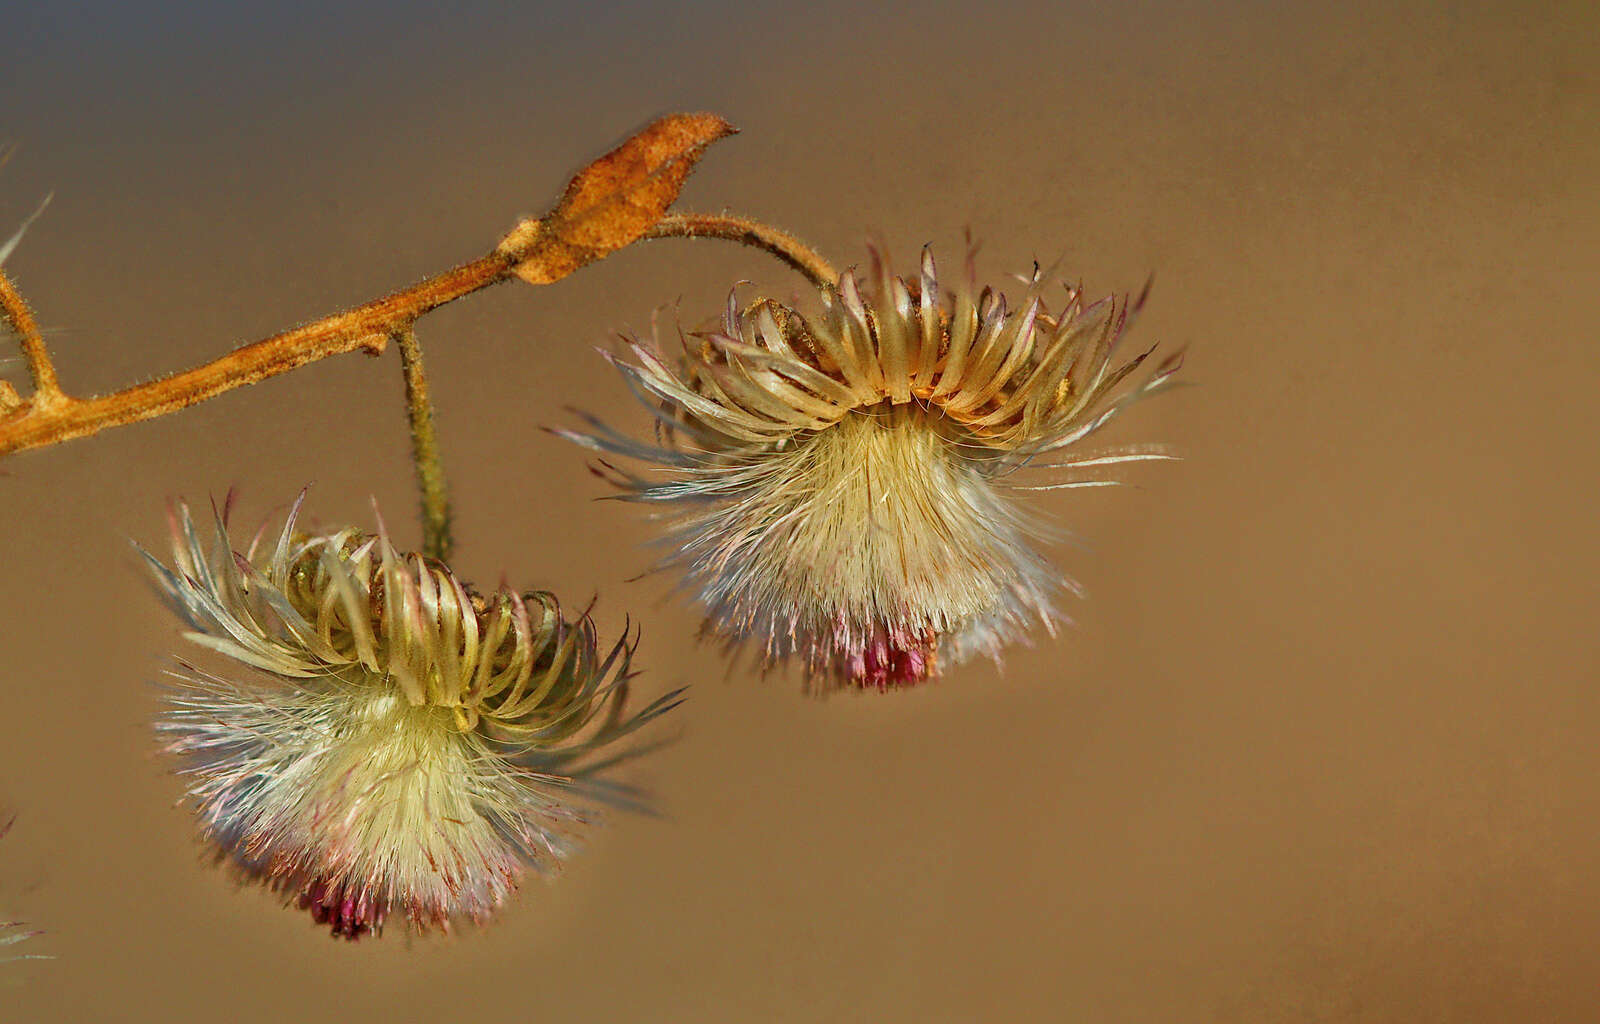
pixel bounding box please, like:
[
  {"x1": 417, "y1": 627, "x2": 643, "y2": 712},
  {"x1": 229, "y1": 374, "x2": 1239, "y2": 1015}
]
[
  {"x1": 0, "y1": 254, "x2": 509, "y2": 456},
  {"x1": 0, "y1": 113, "x2": 738, "y2": 459},
  {"x1": 0, "y1": 115, "x2": 845, "y2": 467}
]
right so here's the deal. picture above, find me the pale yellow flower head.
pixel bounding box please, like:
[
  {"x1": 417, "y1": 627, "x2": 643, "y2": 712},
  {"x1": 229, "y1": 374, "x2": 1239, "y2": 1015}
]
[
  {"x1": 146, "y1": 493, "x2": 680, "y2": 938},
  {"x1": 563, "y1": 246, "x2": 1182, "y2": 691}
]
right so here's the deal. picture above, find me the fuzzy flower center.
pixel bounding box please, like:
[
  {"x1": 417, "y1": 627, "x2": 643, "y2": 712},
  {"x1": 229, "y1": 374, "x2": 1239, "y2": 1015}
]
[
  {"x1": 704, "y1": 403, "x2": 1051, "y2": 688},
  {"x1": 180, "y1": 683, "x2": 529, "y2": 938}
]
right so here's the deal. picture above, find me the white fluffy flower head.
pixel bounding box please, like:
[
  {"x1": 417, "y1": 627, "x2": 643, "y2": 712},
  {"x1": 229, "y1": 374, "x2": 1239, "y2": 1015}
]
[
  {"x1": 145, "y1": 493, "x2": 680, "y2": 938},
  {"x1": 563, "y1": 246, "x2": 1182, "y2": 691}
]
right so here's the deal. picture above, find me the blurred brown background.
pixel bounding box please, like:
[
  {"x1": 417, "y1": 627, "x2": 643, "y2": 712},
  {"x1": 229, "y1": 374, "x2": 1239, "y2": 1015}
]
[{"x1": 1, "y1": 0, "x2": 1596, "y2": 1020}]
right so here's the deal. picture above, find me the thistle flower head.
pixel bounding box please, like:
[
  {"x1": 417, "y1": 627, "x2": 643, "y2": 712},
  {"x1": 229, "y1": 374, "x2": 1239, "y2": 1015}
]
[
  {"x1": 562, "y1": 246, "x2": 1182, "y2": 692},
  {"x1": 144, "y1": 493, "x2": 680, "y2": 939}
]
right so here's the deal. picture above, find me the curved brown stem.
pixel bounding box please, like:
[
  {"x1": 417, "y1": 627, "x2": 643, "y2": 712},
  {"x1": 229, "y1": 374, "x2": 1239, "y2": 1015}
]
[
  {"x1": 0, "y1": 207, "x2": 837, "y2": 461},
  {"x1": 0, "y1": 115, "x2": 847, "y2": 464},
  {"x1": 644, "y1": 213, "x2": 838, "y2": 289}
]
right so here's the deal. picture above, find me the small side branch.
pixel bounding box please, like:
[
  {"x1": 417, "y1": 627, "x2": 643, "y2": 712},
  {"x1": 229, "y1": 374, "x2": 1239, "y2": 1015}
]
[
  {"x1": 0, "y1": 266, "x2": 64, "y2": 405},
  {"x1": 395, "y1": 325, "x2": 452, "y2": 562},
  {"x1": 644, "y1": 213, "x2": 838, "y2": 289}
]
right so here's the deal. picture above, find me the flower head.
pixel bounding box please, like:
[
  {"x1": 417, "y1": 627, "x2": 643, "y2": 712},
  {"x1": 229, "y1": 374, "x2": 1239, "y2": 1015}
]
[
  {"x1": 144, "y1": 493, "x2": 681, "y2": 939},
  {"x1": 561, "y1": 247, "x2": 1182, "y2": 692}
]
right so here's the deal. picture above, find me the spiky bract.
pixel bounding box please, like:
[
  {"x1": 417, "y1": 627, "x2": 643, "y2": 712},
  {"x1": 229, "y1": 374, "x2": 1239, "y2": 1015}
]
[
  {"x1": 1, "y1": 818, "x2": 45, "y2": 965},
  {"x1": 563, "y1": 247, "x2": 1181, "y2": 691},
  {"x1": 0, "y1": 920, "x2": 38, "y2": 963},
  {"x1": 146, "y1": 494, "x2": 680, "y2": 939}
]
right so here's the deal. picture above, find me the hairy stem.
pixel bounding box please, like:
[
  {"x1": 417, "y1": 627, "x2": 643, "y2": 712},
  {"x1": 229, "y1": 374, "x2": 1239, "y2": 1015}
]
[
  {"x1": 0, "y1": 266, "x2": 63, "y2": 405},
  {"x1": 0, "y1": 252, "x2": 515, "y2": 457},
  {"x1": 644, "y1": 213, "x2": 837, "y2": 289},
  {"x1": 0, "y1": 114, "x2": 762, "y2": 459},
  {"x1": 0, "y1": 210, "x2": 840, "y2": 459},
  {"x1": 395, "y1": 325, "x2": 452, "y2": 562}
]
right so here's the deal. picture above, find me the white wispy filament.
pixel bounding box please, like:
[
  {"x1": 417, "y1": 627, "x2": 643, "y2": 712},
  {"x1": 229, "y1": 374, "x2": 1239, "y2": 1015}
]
[{"x1": 1, "y1": 819, "x2": 47, "y2": 965}]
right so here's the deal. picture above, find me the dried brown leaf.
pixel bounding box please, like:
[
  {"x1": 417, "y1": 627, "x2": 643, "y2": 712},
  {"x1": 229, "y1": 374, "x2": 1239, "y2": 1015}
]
[{"x1": 498, "y1": 112, "x2": 737, "y2": 286}]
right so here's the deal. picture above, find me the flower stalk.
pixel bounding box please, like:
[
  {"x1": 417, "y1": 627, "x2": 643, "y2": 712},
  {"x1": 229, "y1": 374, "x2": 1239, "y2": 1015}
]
[
  {"x1": 644, "y1": 212, "x2": 838, "y2": 290},
  {"x1": 395, "y1": 324, "x2": 453, "y2": 562}
]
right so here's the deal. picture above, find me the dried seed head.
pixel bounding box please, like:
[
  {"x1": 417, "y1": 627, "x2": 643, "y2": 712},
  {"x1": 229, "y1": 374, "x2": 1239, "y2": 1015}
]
[
  {"x1": 144, "y1": 493, "x2": 681, "y2": 939},
  {"x1": 561, "y1": 246, "x2": 1182, "y2": 692}
]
